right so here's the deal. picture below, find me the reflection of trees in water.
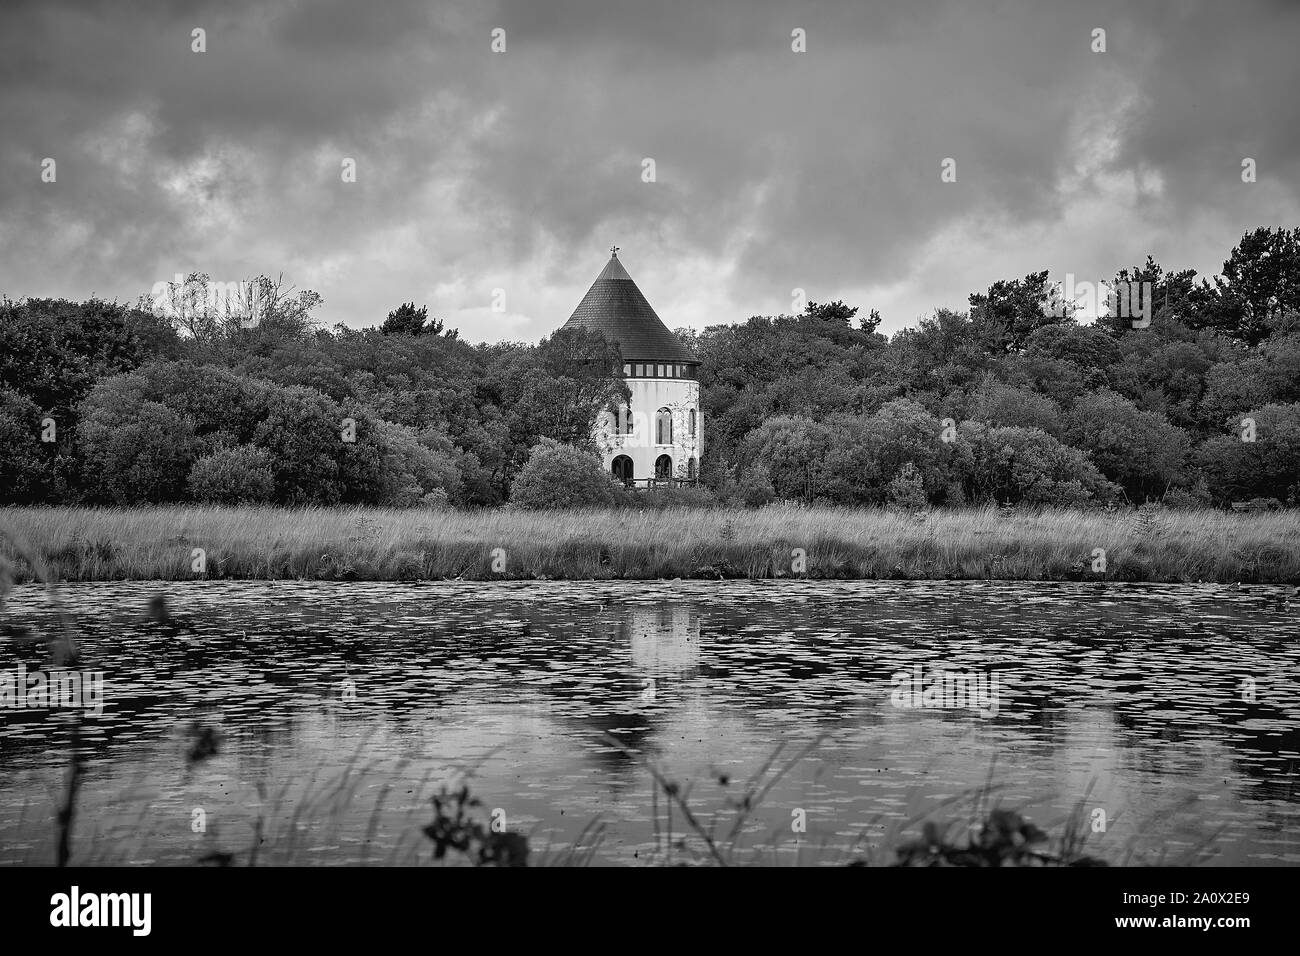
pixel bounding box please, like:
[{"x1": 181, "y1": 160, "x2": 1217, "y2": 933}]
[
  {"x1": 1220, "y1": 699, "x2": 1300, "y2": 805},
  {"x1": 1102, "y1": 667, "x2": 1300, "y2": 807}
]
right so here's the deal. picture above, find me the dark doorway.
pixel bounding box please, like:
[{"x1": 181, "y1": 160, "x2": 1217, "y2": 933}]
[{"x1": 611, "y1": 455, "x2": 634, "y2": 486}]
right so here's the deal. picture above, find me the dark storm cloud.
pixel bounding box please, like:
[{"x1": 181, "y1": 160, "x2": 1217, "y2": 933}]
[
  {"x1": 0, "y1": 0, "x2": 488, "y2": 315},
  {"x1": 1, "y1": 0, "x2": 1297, "y2": 336},
  {"x1": 1115, "y1": 2, "x2": 1300, "y2": 217}
]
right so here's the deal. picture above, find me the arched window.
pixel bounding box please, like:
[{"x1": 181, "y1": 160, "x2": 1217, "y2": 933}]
[
  {"x1": 655, "y1": 407, "x2": 672, "y2": 445},
  {"x1": 689, "y1": 408, "x2": 697, "y2": 438},
  {"x1": 611, "y1": 455, "x2": 633, "y2": 486},
  {"x1": 617, "y1": 404, "x2": 633, "y2": 434},
  {"x1": 655, "y1": 454, "x2": 673, "y2": 480},
  {"x1": 687, "y1": 458, "x2": 697, "y2": 481}
]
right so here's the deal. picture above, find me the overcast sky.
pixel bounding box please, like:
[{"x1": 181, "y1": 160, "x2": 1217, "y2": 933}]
[{"x1": 2, "y1": 0, "x2": 1298, "y2": 340}]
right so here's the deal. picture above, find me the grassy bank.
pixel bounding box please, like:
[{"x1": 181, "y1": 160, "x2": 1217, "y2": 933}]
[{"x1": 2, "y1": 504, "x2": 1298, "y2": 584}]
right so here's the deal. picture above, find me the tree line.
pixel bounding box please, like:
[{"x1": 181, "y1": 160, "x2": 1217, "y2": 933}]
[{"x1": 2, "y1": 227, "x2": 1298, "y2": 509}]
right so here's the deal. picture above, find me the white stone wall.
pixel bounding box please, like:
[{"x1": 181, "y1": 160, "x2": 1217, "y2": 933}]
[{"x1": 594, "y1": 377, "x2": 701, "y2": 481}]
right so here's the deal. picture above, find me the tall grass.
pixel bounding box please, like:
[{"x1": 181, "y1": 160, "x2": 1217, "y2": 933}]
[
  {"x1": 0, "y1": 526, "x2": 87, "y2": 866},
  {"x1": 1, "y1": 503, "x2": 1298, "y2": 583}
]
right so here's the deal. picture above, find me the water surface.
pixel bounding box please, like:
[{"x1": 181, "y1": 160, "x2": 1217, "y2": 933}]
[{"x1": 1, "y1": 580, "x2": 1297, "y2": 865}]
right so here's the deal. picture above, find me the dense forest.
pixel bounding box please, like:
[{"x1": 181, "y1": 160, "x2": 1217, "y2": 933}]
[{"x1": 2, "y1": 226, "x2": 1298, "y2": 510}]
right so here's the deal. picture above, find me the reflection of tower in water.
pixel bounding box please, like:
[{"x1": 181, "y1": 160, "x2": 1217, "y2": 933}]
[
  {"x1": 623, "y1": 606, "x2": 701, "y2": 678},
  {"x1": 569, "y1": 606, "x2": 703, "y2": 765}
]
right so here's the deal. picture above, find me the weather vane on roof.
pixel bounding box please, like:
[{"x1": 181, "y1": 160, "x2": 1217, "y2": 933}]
[{"x1": 610, "y1": 245, "x2": 619, "y2": 257}]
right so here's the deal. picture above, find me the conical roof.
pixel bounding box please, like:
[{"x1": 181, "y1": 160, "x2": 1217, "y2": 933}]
[{"x1": 561, "y1": 252, "x2": 697, "y2": 363}]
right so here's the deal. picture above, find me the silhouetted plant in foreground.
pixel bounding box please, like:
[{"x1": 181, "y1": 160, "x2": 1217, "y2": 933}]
[
  {"x1": 0, "y1": 532, "x2": 86, "y2": 867},
  {"x1": 889, "y1": 809, "x2": 1106, "y2": 867},
  {"x1": 422, "y1": 785, "x2": 530, "y2": 867},
  {"x1": 171, "y1": 735, "x2": 1212, "y2": 867},
  {"x1": 611, "y1": 740, "x2": 1133, "y2": 867},
  {"x1": 602, "y1": 732, "x2": 831, "y2": 866}
]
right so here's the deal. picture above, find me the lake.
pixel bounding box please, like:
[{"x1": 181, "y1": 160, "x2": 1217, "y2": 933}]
[{"x1": 1, "y1": 580, "x2": 1297, "y2": 866}]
